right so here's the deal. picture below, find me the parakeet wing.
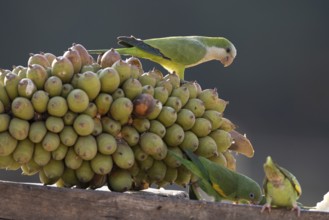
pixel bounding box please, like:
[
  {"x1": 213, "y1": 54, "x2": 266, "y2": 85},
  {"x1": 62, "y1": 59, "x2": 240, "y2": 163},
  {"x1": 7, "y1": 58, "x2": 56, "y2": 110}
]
[
  {"x1": 277, "y1": 165, "x2": 302, "y2": 196},
  {"x1": 184, "y1": 150, "x2": 210, "y2": 182}
]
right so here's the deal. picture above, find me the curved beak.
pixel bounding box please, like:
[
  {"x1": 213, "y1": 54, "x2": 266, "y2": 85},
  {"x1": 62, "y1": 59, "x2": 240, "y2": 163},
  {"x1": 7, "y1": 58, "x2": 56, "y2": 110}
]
[{"x1": 220, "y1": 55, "x2": 235, "y2": 67}]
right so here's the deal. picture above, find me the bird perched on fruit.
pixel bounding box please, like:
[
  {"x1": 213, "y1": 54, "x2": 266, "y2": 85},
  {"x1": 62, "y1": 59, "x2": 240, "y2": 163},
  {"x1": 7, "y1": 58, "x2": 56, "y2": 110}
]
[
  {"x1": 88, "y1": 36, "x2": 237, "y2": 80},
  {"x1": 170, "y1": 150, "x2": 262, "y2": 204},
  {"x1": 261, "y1": 156, "x2": 302, "y2": 216}
]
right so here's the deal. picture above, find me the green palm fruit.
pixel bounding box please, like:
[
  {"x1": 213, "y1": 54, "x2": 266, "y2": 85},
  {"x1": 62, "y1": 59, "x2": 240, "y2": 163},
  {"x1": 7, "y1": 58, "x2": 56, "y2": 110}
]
[
  {"x1": 61, "y1": 83, "x2": 74, "y2": 98},
  {"x1": 27, "y1": 53, "x2": 50, "y2": 69},
  {"x1": 0, "y1": 83, "x2": 10, "y2": 110},
  {"x1": 176, "y1": 109, "x2": 196, "y2": 131},
  {"x1": 164, "y1": 147, "x2": 183, "y2": 168},
  {"x1": 33, "y1": 143, "x2": 51, "y2": 166},
  {"x1": 39, "y1": 169, "x2": 58, "y2": 185},
  {"x1": 209, "y1": 152, "x2": 227, "y2": 167},
  {"x1": 112, "y1": 60, "x2": 132, "y2": 85},
  {"x1": 51, "y1": 56, "x2": 74, "y2": 83},
  {"x1": 147, "y1": 68, "x2": 164, "y2": 82},
  {"x1": 63, "y1": 48, "x2": 82, "y2": 74},
  {"x1": 65, "y1": 148, "x2": 83, "y2": 169},
  {"x1": 156, "y1": 79, "x2": 173, "y2": 95},
  {"x1": 195, "y1": 136, "x2": 218, "y2": 158},
  {"x1": 165, "y1": 96, "x2": 182, "y2": 112},
  {"x1": 51, "y1": 143, "x2": 68, "y2": 160},
  {"x1": 101, "y1": 116, "x2": 121, "y2": 136},
  {"x1": 154, "y1": 86, "x2": 169, "y2": 104},
  {"x1": 121, "y1": 125, "x2": 140, "y2": 146},
  {"x1": 146, "y1": 100, "x2": 162, "y2": 120},
  {"x1": 163, "y1": 167, "x2": 178, "y2": 184},
  {"x1": 63, "y1": 111, "x2": 77, "y2": 125},
  {"x1": 59, "y1": 126, "x2": 78, "y2": 146},
  {"x1": 112, "y1": 140, "x2": 135, "y2": 169},
  {"x1": 147, "y1": 160, "x2": 167, "y2": 183},
  {"x1": 0, "y1": 131, "x2": 17, "y2": 156},
  {"x1": 209, "y1": 129, "x2": 233, "y2": 153},
  {"x1": 31, "y1": 90, "x2": 49, "y2": 113},
  {"x1": 42, "y1": 132, "x2": 60, "y2": 151},
  {"x1": 11, "y1": 65, "x2": 25, "y2": 75},
  {"x1": 203, "y1": 110, "x2": 223, "y2": 131},
  {"x1": 44, "y1": 76, "x2": 63, "y2": 97},
  {"x1": 181, "y1": 81, "x2": 198, "y2": 99},
  {"x1": 223, "y1": 151, "x2": 236, "y2": 171},
  {"x1": 47, "y1": 96, "x2": 68, "y2": 117},
  {"x1": 139, "y1": 132, "x2": 166, "y2": 158},
  {"x1": 175, "y1": 165, "x2": 192, "y2": 188},
  {"x1": 11, "y1": 97, "x2": 34, "y2": 120},
  {"x1": 183, "y1": 98, "x2": 205, "y2": 118},
  {"x1": 138, "y1": 155, "x2": 154, "y2": 171},
  {"x1": 81, "y1": 65, "x2": 94, "y2": 74},
  {"x1": 67, "y1": 89, "x2": 89, "y2": 113},
  {"x1": 127, "y1": 161, "x2": 140, "y2": 178},
  {"x1": 77, "y1": 71, "x2": 101, "y2": 100},
  {"x1": 157, "y1": 106, "x2": 177, "y2": 127},
  {"x1": 4, "y1": 72, "x2": 20, "y2": 100},
  {"x1": 17, "y1": 67, "x2": 27, "y2": 79},
  {"x1": 43, "y1": 159, "x2": 64, "y2": 179},
  {"x1": 0, "y1": 113, "x2": 10, "y2": 132},
  {"x1": 83, "y1": 102, "x2": 98, "y2": 118},
  {"x1": 171, "y1": 87, "x2": 190, "y2": 106},
  {"x1": 27, "y1": 64, "x2": 48, "y2": 89},
  {"x1": 90, "y1": 153, "x2": 113, "y2": 175},
  {"x1": 197, "y1": 88, "x2": 219, "y2": 110},
  {"x1": 95, "y1": 93, "x2": 113, "y2": 116},
  {"x1": 132, "y1": 93, "x2": 156, "y2": 118},
  {"x1": 0, "y1": 100, "x2": 4, "y2": 113},
  {"x1": 122, "y1": 78, "x2": 143, "y2": 100},
  {"x1": 9, "y1": 117, "x2": 29, "y2": 140},
  {"x1": 132, "y1": 170, "x2": 150, "y2": 190},
  {"x1": 110, "y1": 97, "x2": 133, "y2": 124},
  {"x1": 71, "y1": 43, "x2": 93, "y2": 66},
  {"x1": 108, "y1": 169, "x2": 133, "y2": 192},
  {"x1": 212, "y1": 98, "x2": 228, "y2": 113},
  {"x1": 73, "y1": 114, "x2": 94, "y2": 136},
  {"x1": 96, "y1": 133, "x2": 117, "y2": 155},
  {"x1": 92, "y1": 117, "x2": 102, "y2": 136},
  {"x1": 45, "y1": 116, "x2": 64, "y2": 133},
  {"x1": 126, "y1": 57, "x2": 143, "y2": 78},
  {"x1": 17, "y1": 78, "x2": 37, "y2": 99},
  {"x1": 163, "y1": 73, "x2": 180, "y2": 89},
  {"x1": 60, "y1": 167, "x2": 79, "y2": 187},
  {"x1": 149, "y1": 120, "x2": 166, "y2": 138},
  {"x1": 151, "y1": 142, "x2": 168, "y2": 160},
  {"x1": 21, "y1": 159, "x2": 40, "y2": 176},
  {"x1": 142, "y1": 85, "x2": 154, "y2": 96},
  {"x1": 163, "y1": 124, "x2": 185, "y2": 147},
  {"x1": 219, "y1": 117, "x2": 236, "y2": 132},
  {"x1": 179, "y1": 131, "x2": 199, "y2": 152},
  {"x1": 133, "y1": 145, "x2": 148, "y2": 162},
  {"x1": 89, "y1": 174, "x2": 107, "y2": 189},
  {"x1": 99, "y1": 48, "x2": 121, "y2": 68},
  {"x1": 74, "y1": 135, "x2": 97, "y2": 160},
  {"x1": 98, "y1": 67, "x2": 120, "y2": 94},
  {"x1": 132, "y1": 118, "x2": 150, "y2": 133},
  {"x1": 191, "y1": 118, "x2": 212, "y2": 137},
  {"x1": 43, "y1": 52, "x2": 57, "y2": 64},
  {"x1": 70, "y1": 73, "x2": 80, "y2": 88},
  {"x1": 29, "y1": 121, "x2": 47, "y2": 143},
  {"x1": 138, "y1": 73, "x2": 157, "y2": 87},
  {"x1": 112, "y1": 88, "x2": 125, "y2": 100},
  {"x1": 13, "y1": 138, "x2": 34, "y2": 164}
]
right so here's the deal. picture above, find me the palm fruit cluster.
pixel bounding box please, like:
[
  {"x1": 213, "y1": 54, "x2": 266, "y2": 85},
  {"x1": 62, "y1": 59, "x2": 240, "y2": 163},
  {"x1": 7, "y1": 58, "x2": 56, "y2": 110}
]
[{"x1": 0, "y1": 43, "x2": 253, "y2": 192}]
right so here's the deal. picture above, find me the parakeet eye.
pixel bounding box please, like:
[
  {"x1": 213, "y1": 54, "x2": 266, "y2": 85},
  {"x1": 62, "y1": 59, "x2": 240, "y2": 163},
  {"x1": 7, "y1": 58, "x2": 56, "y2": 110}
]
[
  {"x1": 226, "y1": 48, "x2": 231, "y2": 53},
  {"x1": 249, "y1": 193, "x2": 254, "y2": 199}
]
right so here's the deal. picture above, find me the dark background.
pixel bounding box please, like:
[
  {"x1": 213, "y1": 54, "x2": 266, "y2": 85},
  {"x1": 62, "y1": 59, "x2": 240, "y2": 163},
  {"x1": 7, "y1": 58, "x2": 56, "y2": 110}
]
[{"x1": 1, "y1": 0, "x2": 328, "y2": 205}]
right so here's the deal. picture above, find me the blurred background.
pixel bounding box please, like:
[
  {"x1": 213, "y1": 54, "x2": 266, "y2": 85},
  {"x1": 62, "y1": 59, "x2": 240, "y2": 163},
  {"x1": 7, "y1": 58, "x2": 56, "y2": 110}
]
[{"x1": 0, "y1": 0, "x2": 328, "y2": 205}]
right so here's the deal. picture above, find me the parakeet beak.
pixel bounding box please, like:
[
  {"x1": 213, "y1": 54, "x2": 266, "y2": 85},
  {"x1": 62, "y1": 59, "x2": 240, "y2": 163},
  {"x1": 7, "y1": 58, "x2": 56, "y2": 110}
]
[{"x1": 220, "y1": 55, "x2": 234, "y2": 67}]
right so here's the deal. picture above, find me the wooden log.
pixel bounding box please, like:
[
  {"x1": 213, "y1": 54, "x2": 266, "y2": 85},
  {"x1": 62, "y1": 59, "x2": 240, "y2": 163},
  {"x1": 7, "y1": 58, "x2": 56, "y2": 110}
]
[{"x1": 0, "y1": 180, "x2": 328, "y2": 220}]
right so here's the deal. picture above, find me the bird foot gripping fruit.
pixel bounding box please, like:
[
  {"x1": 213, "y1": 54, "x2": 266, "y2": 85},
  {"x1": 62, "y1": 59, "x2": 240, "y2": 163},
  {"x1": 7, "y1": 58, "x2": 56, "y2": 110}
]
[{"x1": 0, "y1": 43, "x2": 254, "y2": 192}]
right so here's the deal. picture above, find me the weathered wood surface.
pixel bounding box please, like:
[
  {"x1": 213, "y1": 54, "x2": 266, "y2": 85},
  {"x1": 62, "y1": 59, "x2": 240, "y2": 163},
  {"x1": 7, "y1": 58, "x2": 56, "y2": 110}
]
[{"x1": 0, "y1": 180, "x2": 328, "y2": 220}]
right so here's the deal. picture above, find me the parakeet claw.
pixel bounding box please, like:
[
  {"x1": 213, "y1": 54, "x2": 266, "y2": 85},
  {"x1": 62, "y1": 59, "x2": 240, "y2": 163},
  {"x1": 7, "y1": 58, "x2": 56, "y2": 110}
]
[
  {"x1": 261, "y1": 204, "x2": 271, "y2": 214},
  {"x1": 291, "y1": 205, "x2": 301, "y2": 217}
]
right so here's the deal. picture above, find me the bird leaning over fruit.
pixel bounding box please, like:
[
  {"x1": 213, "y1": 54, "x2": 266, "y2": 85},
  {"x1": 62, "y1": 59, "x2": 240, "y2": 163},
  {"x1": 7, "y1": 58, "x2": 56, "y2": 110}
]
[{"x1": 88, "y1": 35, "x2": 237, "y2": 80}]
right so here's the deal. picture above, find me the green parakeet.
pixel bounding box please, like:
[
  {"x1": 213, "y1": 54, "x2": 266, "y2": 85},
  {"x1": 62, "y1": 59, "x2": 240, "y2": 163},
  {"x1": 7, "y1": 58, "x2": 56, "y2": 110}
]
[
  {"x1": 261, "y1": 156, "x2": 302, "y2": 216},
  {"x1": 88, "y1": 36, "x2": 237, "y2": 79},
  {"x1": 169, "y1": 150, "x2": 262, "y2": 204}
]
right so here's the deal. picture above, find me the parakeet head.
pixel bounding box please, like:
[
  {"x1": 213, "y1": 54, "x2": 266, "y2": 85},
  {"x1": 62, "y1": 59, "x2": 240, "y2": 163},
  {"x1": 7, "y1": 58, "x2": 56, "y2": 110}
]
[
  {"x1": 263, "y1": 156, "x2": 285, "y2": 184},
  {"x1": 236, "y1": 175, "x2": 262, "y2": 204}
]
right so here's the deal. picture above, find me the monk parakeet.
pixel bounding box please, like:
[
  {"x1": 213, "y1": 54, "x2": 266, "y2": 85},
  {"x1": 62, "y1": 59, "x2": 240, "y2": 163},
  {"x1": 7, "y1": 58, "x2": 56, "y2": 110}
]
[
  {"x1": 88, "y1": 36, "x2": 237, "y2": 79},
  {"x1": 169, "y1": 150, "x2": 262, "y2": 204},
  {"x1": 261, "y1": 156, "x2": 302, "y2": 216}
]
